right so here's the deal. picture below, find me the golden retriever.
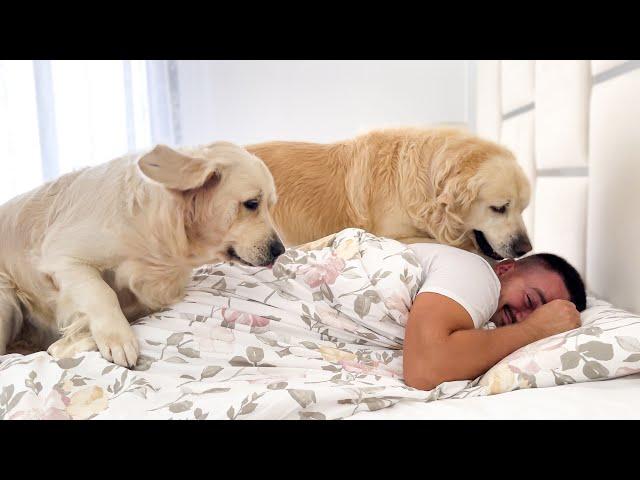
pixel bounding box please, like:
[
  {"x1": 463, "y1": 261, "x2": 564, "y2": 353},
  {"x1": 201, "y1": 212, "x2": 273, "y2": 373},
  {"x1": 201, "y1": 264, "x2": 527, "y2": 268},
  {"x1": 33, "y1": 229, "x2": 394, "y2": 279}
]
[
  {"x1": 246, "y1": 127, "x2": 532, "y2": 259},
  {"x1": 0, "y1": 142, "x2": 283, "y2": 367}
]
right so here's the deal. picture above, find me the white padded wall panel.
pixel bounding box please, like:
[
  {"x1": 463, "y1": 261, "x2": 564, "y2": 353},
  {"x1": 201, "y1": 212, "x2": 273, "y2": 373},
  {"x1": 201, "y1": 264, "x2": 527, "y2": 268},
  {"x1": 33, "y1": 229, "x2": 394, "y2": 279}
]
[
  {"x1": 533, "y1": 177, "x2": 588, "y2": 277},
  {"x1": 535, "y1": 61, "x2": 590, "y2": 169},
  {"x1": 591, "y1": 60, "x2": 627, "y2": 76},
  {"x1": 587, "y1": 69, "x2": 640, "y2": 314},
  {"x1": 501, "y1": 61, "x2": 535, "y2": 113},
  {"x1": 476, "y1": 58, "x2": 640, "y2": 312},
  {"x1": 475, "y1": 60, "x2": 501, "y2": 142},
  {"x1": 500, "y1": 111, "x2": 535, "y2": 237}
]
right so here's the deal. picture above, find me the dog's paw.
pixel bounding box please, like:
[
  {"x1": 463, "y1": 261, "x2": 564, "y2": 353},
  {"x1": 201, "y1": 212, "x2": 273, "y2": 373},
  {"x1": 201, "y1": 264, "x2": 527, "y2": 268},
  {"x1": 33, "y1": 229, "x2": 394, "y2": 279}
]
[
  {"x1": 48, "y1": 334, "x2": 98, "y2": 359},
  {"x1": 92, "y1": 323, "x2": 139, "y2": 369}
]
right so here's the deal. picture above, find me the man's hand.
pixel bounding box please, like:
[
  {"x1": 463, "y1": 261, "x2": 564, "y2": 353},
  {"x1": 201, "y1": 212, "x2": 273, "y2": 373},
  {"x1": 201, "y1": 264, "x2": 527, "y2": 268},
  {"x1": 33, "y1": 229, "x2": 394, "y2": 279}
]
[
  {"x1": 404, "y1": 294, "x2": 582, "y2": 391},
  {"x1": 521, "y1": 299, "x2": 581, "y2": 342}
]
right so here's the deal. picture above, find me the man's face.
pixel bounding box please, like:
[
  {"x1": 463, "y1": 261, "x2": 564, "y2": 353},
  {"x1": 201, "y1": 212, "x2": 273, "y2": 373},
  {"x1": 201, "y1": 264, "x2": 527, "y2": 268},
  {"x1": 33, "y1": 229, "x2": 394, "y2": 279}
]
[{"x1": 490, "y1": 260, "x2": 570, "y2": 327}]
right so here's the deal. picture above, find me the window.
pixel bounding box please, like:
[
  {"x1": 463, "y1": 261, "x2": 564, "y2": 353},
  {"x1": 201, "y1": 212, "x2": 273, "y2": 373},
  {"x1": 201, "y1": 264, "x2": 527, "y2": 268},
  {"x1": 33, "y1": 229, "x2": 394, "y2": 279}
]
[{"x1": 0, "y1": 60, "x2": 179, "y2": 204}]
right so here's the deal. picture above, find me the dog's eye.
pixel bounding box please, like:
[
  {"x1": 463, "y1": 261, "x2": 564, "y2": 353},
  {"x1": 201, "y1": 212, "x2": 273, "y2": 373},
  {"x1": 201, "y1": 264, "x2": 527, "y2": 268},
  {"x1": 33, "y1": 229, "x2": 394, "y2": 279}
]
[
  {"x1": 243, "y1": 199, "x2": 260, "y2": 211},
  {"x1": 490, "y1": 205, "x2": 507, "y2": 214}
]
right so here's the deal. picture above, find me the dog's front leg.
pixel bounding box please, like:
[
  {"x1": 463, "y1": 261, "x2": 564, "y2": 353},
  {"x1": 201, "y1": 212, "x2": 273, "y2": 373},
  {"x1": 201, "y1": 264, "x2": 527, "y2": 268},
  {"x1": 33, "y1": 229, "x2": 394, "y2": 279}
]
[{"x1": 50, "y1": 264, "x2": 138, "y2": 368}]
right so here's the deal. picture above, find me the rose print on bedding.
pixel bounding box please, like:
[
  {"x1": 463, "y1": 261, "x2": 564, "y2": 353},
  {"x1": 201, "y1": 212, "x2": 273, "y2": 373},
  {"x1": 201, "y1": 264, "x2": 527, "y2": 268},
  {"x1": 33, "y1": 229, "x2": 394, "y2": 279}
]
[
  {"x1": 221, "y1": 308, "x2": 271, "y2": 333},
  {"x1": 481, "y1": 364, "x2": 518, "y2": 394},
  {"x1": 5, "y1": 388, "x2": 71, "y2": 420},
  {"x1": 318, "y1": 346, "x2": 358, "y2": 363},
  {"x1": 192, "y1": 324, "x2": 236, "y2": 354},
  {"x1": 382, "y1": 291, "x2": 410, "y2": 318},
  {"x1": 314, "y1": 304, "x2": 360, "y2": 331},
  {"x1": 502, "y1": 342, "x2": 570, "y2": 375},
  {"x1": 66, "y1": 386, "x2": 109, "y2": 419},
  {"x1": 298, "y1": 253, "x2": 345, "y2": 289},
  {"x1": 334, "y1": 237, "x2": 360, "y2": 260}
]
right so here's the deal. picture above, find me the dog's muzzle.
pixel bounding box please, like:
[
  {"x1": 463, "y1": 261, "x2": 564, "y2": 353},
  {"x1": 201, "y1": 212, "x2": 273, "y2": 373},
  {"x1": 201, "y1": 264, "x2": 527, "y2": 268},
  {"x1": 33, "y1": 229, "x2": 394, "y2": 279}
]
[
  {"x1": 510, "y1": 235, "x2": 532, "y2": 258},
  {"x1": 473, "y1": 230, "x2": 504, "y2": 260},
  {"x1": 269, "y1": 238, "x2": 285, "y2": 260},
  {"x1": 473, "y1": 230, "x2": 533, "y2": 260},
  {"x1": 228, "y1": 236, "x2": 285, "y2": 267}
]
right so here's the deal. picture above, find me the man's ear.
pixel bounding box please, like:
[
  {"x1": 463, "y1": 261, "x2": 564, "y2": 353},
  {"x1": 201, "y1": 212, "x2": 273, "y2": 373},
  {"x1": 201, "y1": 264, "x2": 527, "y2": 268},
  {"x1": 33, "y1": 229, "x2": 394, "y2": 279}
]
[
  {"x1": 137, "y1": 144, "x2": 221, "y2": 191},
  {"x1": 494, "y1": 258, "x2": 516, "y2": 277}
]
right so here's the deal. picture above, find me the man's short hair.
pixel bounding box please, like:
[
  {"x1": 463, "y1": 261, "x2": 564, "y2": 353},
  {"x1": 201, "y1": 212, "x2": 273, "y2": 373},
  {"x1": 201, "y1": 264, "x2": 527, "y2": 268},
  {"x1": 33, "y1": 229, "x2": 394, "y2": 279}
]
[{"x1": 519, "y1": 253, "x2": 587, "y2": 311}]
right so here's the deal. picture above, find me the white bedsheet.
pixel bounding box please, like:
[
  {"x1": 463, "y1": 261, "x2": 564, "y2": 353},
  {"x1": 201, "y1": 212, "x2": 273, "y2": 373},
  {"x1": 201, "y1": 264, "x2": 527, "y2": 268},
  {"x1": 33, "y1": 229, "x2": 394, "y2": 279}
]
[{"x1": 350, "y1": 373, "x2": 640, "y2": 419}]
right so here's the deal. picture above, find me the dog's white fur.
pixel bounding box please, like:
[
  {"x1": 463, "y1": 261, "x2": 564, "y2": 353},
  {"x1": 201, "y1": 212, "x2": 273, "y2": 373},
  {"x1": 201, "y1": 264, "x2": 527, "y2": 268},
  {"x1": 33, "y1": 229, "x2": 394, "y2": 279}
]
[{"x1": 0, "y1": 142, "x2": 282, "y2": 367}]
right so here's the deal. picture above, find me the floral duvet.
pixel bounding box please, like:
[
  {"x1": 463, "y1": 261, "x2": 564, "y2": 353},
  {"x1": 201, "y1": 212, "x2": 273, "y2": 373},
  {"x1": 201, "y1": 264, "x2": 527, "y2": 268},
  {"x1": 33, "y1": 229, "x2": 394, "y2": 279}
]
[{"x1": 1, "y1": 228, "x2": 638, "y2": 419}]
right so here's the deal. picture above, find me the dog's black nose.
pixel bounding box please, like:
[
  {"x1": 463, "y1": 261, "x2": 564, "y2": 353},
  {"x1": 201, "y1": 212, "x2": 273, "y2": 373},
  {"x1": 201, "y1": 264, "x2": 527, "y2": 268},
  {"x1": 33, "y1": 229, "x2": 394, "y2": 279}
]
[
  {"x1": 512, "y1": 236, "x2": 533, "y2": 257},
  {"x1": 270, "y1": 239, "x2": 285, "y2": 259}
]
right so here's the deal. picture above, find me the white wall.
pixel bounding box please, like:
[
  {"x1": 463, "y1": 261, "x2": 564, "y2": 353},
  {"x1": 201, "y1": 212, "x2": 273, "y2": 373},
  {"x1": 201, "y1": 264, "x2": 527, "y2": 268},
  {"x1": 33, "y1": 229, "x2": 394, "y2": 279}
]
[{"x1": 176, "y1": 60, "x2": 471, "y2": 146}]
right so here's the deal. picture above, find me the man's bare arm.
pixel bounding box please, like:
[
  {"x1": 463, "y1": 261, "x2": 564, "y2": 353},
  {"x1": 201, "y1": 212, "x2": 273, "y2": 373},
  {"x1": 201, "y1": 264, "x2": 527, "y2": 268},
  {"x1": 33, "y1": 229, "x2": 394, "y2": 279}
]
[{"x1": 403, "y1": 293, "x2": 581, "y2": 390}]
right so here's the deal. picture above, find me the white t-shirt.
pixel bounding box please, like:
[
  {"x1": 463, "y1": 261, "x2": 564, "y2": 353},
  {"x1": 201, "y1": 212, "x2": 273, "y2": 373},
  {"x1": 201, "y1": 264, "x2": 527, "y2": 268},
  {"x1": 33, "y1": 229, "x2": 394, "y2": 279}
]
[{"x1": 407, "y1": 243, "x2": 500, "y2": 328}]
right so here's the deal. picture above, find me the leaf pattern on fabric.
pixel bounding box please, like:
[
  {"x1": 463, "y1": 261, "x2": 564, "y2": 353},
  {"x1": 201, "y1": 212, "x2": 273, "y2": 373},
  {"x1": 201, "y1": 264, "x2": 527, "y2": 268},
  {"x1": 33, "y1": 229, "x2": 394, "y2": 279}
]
[{"x1": 1, "y1": 229, "x2": 640, "y2": 419}]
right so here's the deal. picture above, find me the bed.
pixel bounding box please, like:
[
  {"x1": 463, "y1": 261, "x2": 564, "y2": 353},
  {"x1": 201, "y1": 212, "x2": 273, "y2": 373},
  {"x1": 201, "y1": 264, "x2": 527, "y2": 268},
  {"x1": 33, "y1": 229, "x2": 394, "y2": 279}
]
[
  {"x1": 1, "y1": 228, "x2": 638, "y2": 420},
  {"x1": 1, "y1": 60, "x2": 639, "y2": 420}
]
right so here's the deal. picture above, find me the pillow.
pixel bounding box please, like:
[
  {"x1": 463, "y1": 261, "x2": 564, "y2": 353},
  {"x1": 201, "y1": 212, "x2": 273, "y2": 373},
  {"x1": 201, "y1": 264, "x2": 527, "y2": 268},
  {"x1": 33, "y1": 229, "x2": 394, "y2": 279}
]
[{"x1": 478, "y1": 296, "x2": 640, "y2": 394}]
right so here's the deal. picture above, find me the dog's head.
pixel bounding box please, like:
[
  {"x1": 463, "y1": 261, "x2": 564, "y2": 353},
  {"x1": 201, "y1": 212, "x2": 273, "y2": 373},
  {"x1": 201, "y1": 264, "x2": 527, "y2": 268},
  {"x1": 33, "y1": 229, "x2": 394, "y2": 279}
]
[
  {"x1": 137, "y1": 142, "x2": 284, "y2": 266},
  {"x1": 462, "y1": 154, "x2": 532, "y2": 260},
  {"x1": 400, "y1": 130, "x2": 532, "y2": 259}
]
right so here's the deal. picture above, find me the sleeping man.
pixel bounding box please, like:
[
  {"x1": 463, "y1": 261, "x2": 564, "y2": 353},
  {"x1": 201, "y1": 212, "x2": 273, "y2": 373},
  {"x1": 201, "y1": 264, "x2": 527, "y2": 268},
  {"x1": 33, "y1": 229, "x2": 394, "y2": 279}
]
[{"x1": 403, "y1": 243, "x2": 586, "y2": 390}]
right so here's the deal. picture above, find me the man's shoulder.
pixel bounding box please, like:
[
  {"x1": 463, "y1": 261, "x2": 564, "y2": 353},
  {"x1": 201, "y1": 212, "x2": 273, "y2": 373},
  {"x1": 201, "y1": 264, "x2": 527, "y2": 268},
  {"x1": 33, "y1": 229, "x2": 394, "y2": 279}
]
[{"x1": 409, "y1": 242, "x2": 498, "y2": 280}]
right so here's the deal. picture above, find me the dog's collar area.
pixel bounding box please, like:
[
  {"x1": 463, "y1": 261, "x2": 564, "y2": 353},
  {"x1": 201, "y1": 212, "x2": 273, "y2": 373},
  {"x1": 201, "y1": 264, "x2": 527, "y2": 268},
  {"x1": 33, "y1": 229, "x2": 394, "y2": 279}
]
[{"x1": 473, "y1": 230, "x2": 504, "y2": 260}]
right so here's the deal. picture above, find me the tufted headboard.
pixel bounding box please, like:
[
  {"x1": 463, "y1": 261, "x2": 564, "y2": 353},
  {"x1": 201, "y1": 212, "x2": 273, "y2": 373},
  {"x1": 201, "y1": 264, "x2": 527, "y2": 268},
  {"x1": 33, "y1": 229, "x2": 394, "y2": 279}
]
[{"x1": 475, "y1": 60, "x2": 640, "y2": 314}]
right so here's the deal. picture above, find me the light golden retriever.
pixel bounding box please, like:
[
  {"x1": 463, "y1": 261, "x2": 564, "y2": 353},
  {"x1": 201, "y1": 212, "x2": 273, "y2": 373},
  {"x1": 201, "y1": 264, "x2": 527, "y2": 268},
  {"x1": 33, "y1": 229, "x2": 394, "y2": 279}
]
[
  {"x1": 246, "y1": 127, "x2": 532, "y2": 259},
  {"x1": 0, "y1": 142, "x2": 283, "y2": 367}
]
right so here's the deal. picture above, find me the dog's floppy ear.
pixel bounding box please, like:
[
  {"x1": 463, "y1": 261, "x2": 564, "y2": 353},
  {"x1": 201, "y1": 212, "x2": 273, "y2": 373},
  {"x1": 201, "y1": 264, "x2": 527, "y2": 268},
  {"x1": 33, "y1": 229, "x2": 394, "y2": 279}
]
[
  {"x1": 137, "y1": 144, "x2": 220, "y2": 191},
  {"x1": 436, "y1": 170, "x2": 481, "y2": 211}
]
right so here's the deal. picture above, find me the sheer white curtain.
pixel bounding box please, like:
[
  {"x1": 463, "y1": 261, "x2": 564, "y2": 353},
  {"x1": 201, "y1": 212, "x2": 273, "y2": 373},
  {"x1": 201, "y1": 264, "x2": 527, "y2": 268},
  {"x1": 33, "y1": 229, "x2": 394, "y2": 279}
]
[{"x1": 0, "y1": 60, "x2": 181, "y2": 204}]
